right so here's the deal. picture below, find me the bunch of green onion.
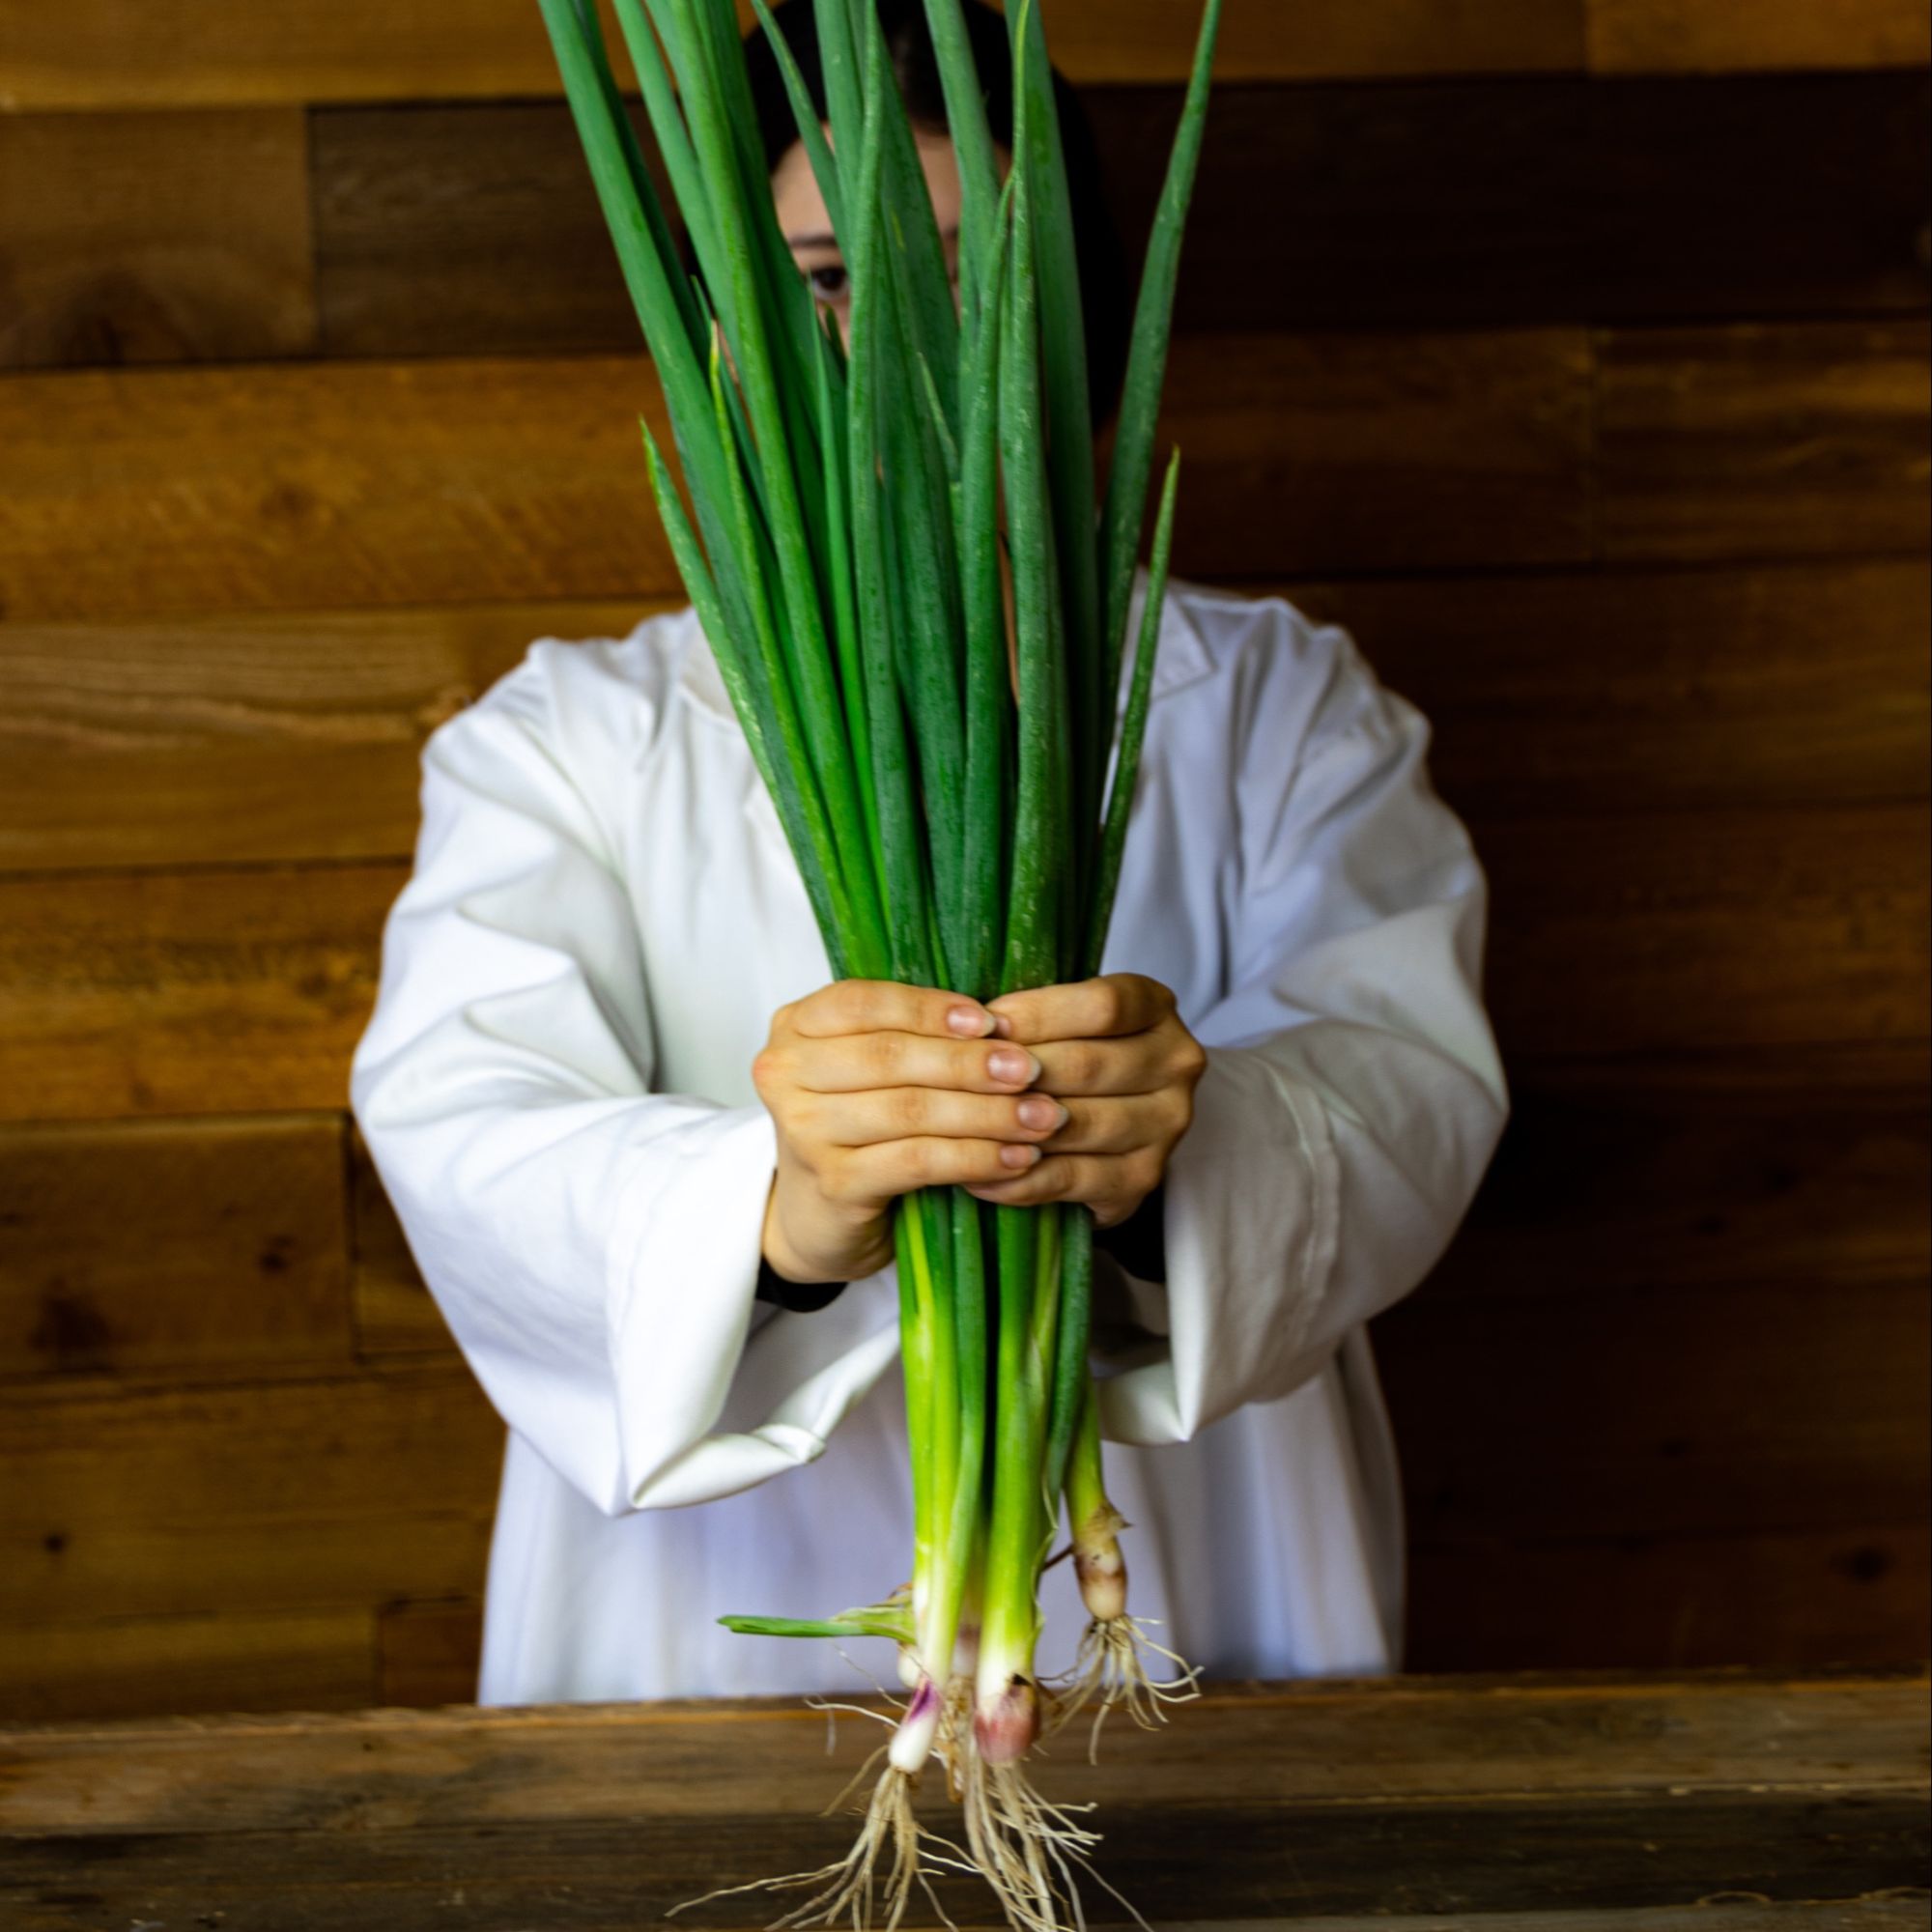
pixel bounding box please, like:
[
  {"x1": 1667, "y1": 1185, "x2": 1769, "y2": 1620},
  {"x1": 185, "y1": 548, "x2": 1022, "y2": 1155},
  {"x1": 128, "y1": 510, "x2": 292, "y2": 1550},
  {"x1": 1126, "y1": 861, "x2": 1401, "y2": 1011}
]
[{"x1": 539, "y1": 0, "x2": 1218, "y2": 1919}]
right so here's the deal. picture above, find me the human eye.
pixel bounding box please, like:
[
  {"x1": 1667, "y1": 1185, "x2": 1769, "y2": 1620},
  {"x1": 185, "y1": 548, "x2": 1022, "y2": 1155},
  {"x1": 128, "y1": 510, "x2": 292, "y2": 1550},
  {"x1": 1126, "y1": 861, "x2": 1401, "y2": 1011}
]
[{"x1": 807, "y1": 263, "x2": 850, "y2": 302}]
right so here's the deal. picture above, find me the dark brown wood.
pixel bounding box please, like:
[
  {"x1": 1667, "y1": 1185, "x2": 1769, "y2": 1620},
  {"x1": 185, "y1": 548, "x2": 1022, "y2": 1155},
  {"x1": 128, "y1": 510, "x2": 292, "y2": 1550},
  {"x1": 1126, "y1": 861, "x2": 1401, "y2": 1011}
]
[
  {"x1": 1589, "y1": 0, "x2": 1932, "y2": 72},
  {"x1": 1476, "y1": 802, "x2": 1930, "y2": 1058},
  {"x1": 351, "y1": 1125, "x2": 461, "y2": 1362},
  {"x1": 0, "y1": 863, "x2": 403, "y2": 1121},
  {"x1": 1376, "y1": 1276, "x2": 1931, "y2": 1541},
  {"x1": 0, "y1": 1673, "x2": 1922, "y2": 1928},
  {"x1": 0, "y1": 1607, "x2": 375, "y2": 1722},
  {"x1": 0, "y1": 108, "x2": 316, "y2": 370},
  {"x1": 0, "y1": 0, "x2": 1584, "y2": 110},
  {"x1": 304, "y1": 75, "x2": 1929, "y2": 358},
  {"x1": 3, "y1": 566, "x2": 1920, "y2": 877},
  {"x1": 1430, "y1": 1043, "x2": 1931, "y2": 1301},
  {"x1": 378, "y1": 1599, "x2": 482, "y2": 1708},
  {"x1": 0, "y1": 1116, "x2": 354, "y2": 1380},
  {"x1": 0, "y1": 1364, "x2": 500, "y2": 1623},
  {"x1": 1597, "y1": 318, "x2": 1932, "y2": 563},
  {"x1": 1154, "y1": 327, "x2": 1594, "y2": 577},
  {"x1": 1408, "y1": 1524, "x2": 1932, "y2": 1671},
  {"x1": 0, "y1": 336, "x2": 1593, "y2": 623},
  {"x1": 0, "y1": 600, "x2": 651, "y2": 872}
]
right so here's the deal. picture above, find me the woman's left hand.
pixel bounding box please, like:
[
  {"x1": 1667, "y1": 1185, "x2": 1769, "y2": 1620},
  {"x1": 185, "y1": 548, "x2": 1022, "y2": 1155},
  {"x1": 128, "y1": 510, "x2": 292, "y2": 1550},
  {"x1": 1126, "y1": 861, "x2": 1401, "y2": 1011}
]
[{"x1": 964, "y1": 974, "x2": 1208, "y2": 1228}]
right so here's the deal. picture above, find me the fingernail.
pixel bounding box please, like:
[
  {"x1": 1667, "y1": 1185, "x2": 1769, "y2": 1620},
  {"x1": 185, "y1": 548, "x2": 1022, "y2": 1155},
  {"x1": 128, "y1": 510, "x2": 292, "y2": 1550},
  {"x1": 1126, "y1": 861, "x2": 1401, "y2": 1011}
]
[
  {"x1": 947, "y1": 1005, "x2": 993, "y2": 1037},
  {"x1": 1017, "y1": 1095, "x2": 1065, "y2": 1132},
  {"x1": 991, "y1": 1013, "x2": 1016, "y2": 1038},
  {"x1": 987, "y1": 1049, "x2": 1038, "y2": 1085},
  {"x1": 998, "y1": 1144, "x2": 1041, "y2": 1170}
]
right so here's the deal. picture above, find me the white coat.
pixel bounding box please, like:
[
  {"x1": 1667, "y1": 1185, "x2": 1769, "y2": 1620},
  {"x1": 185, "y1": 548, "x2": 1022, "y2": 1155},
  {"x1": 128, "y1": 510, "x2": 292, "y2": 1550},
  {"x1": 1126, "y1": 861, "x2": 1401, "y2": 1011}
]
[{"x1": 349, "y1": 573, "x2": 1509, "y2": 1707}]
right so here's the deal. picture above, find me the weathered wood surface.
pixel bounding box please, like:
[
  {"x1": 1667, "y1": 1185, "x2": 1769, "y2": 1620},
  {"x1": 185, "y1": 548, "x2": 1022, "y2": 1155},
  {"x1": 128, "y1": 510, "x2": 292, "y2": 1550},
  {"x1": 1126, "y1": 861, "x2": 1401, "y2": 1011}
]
[
  {"x1": 1589, "y1": 0, "x2": 1932, "y2": 71},
  {"x1": 0, "y1": 1671, "x2": 1923, "y2": 1928},
  {"x1": 0, "y1": 1116, "x2": 353, "y2": 1379},
  {"x1": 3, "y1": 564, "x2": 1922, "y2": 875},
  {"x1": 1409, "y1": 1526, "x2": 1932, "y2": 1672},
  {"x1": 0, "y1": 1364, "x2": 501, "y2": 1623},
  {"x1": 0, "y1": 0, "x2": 1585, "y2": 110},
  {"x1": 1597, "y1": 318, "x2": 1932, "y2": 562},
  {"x1": 0, "y1": 108, "x2": 316, "y2": 370},
  {"x1": 0, "y1": 333, "x2": 1594, "y2": 623}
]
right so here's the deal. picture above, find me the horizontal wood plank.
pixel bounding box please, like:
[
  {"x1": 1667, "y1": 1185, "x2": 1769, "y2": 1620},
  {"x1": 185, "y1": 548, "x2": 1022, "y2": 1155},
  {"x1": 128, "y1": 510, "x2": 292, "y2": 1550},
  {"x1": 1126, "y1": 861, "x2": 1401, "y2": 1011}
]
[
  {"x1": 1291, "y1": 559, "x2": 1932, "y2": 820},
  {"x1": 0, "y1": 335, "x2": 1593, "y2": 623},
  {"x1": 0, "y1": 1116, "x2": 353, "y2": 1380},
  {"x1": 0, "y1": 1366, "x2": 500, "y2": 1623},
  {"x1": 4, "y1": 564, "x2": 1921, "y2": 875},
  {"x1": 351, "y1": 1125, "x2": 458, "y2": 1362},
  {"x1": 1376, "y1": 1277, "x2": 1931, "y2": 1541},
  {"x1": 378, "y1": 1598, "x2": 482, "y2": 1708},
  {"x1": 1590, "y1": 0, "x2": 1932, "y2": 71},
  {"x1": 1598, "y1": 318, "x2": 1932, "y2": 563},
  {"x1": 1431, "y1": 1044, "x2": 1930, "y2": 1302},
  {"x1": 0, "y1": 0, "x2": 1583, "y2": 111},
  {"x1": 5, "y1": 1671, "x2": 1923, "y2": 1833},
  {"x1": 1408, "y1": 1523, "x2": 1932, "y2": 1672},
  {"x1": 308, "y1": 75, "x2": 1930, "y2": 358},
  {"x1": 0, "y1": 109, "x2": 315, "y2": 371},
  {"x1": 5, "y1": 805, "x2": 1924, "y2": 1120},
  {"x1": 0, "y1": 601, "x2": 652, "y2": 872},
  {"x1": 0, "y1": 1607, "x2": 374, "y2": 1722},
  {"x1": 1480, "y1": 802, "x2": 1930, "y2": 1058},
  {"x1": 0, "y1": 863, "x2": 402, "y2": 1122}
]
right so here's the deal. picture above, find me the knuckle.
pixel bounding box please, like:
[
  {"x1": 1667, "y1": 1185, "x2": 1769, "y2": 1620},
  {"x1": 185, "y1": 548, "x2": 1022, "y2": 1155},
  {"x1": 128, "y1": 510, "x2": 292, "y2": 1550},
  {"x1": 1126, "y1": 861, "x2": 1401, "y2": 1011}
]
[
  {"x1": 1126, "y1": 1149, "x2": 1164, "y2": 1195},
  {"x1": 1089, "y1": 978, "x2": 1124, "y2": 1033},
  {"x1": 900, "y1": 1139, "x2": 938, "y2": 1187},
  {"x1": 868, "y1": 1032, "x2": 906, "y2": 1080},
  {"x1": 890, "y1": 1086, "x2": 930, "y2": 1135},
  {"x1": 751, "y1": 1045, "x2": 784, "y2": 1095},
  {"x1": 1171, "y1": 1032, "x2": 1208, "y2": 1082}
]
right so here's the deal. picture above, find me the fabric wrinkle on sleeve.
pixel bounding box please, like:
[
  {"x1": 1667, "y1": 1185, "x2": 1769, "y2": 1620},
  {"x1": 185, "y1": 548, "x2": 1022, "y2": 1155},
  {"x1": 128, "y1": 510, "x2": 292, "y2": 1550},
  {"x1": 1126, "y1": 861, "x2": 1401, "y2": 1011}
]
[
  {"x1": 350, "y1": 636, "x2": 895, "y2": 1520},
  {"x1": 1095, "y1": 600, "x2": 1509, "y2": 1448}
]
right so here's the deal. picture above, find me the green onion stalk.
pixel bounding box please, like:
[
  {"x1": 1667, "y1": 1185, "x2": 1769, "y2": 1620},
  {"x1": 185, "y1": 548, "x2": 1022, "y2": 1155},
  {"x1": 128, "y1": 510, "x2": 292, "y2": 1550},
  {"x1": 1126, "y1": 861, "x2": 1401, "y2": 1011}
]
[{"x1": 538, "y1": 0, "x2": 1219, "y2": 1920}]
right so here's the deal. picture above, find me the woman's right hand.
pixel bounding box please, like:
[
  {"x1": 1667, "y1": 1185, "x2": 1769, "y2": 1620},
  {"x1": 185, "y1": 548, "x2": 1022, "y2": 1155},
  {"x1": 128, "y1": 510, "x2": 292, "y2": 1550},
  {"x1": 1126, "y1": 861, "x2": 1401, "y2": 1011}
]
[{"x1": 752, "y1": 980, "x2": 1066, "y2": 1284}]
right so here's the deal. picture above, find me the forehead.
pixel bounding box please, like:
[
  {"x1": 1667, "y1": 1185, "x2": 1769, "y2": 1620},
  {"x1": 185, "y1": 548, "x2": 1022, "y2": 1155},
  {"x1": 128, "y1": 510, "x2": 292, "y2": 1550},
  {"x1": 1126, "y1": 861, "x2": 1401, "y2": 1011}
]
[{"x1": 771, "y1": 124, "x2": 967, "y2": 240}]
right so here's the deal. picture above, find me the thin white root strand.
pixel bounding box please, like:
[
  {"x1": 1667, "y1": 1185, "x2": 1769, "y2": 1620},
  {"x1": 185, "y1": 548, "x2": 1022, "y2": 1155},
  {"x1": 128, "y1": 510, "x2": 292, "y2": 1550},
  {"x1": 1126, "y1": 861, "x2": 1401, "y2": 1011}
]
[
  {"x1": 668, "y1": 1753, "x2": 957, "y2": 1931},
  {"x1": 959, "y1": 1749, "x2": 1155, "y2": 1932},
  {"x1": 1044, "y1": 1614, "x2": 1203, "y2": 1764}
]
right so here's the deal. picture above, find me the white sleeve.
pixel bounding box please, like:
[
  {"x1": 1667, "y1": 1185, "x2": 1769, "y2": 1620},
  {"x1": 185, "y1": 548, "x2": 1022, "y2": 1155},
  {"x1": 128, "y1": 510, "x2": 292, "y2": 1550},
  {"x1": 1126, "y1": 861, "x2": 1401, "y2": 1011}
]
[
  {"x1": 1095, "y1": 602, "x2": 1510, "y2": 1446},
  {"x1": 350, "y1": 639, "x2": 895, "y2": 1518}
]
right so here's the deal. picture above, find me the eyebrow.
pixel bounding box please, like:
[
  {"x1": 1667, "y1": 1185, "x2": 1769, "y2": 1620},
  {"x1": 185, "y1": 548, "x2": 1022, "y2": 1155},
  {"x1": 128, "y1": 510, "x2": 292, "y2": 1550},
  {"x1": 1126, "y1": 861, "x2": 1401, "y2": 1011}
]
[{"x1": 785, "y1": 222, "x2": 962, "y2": 250}]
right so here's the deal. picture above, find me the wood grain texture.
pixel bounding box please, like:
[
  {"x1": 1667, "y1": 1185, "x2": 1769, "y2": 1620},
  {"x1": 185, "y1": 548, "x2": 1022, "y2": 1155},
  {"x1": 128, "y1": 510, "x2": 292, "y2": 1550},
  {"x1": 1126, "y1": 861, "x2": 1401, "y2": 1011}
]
[
  {"x1": 0, "y1": 864, "x2": 402, "y2": 1122},
  {"x1": 0, "y1": 1674, "x2": 1923, "y2": 1927},
  {"x1": 4, "y1": 566, "x2": 1920, "y2": 877},
  {"x1": 0, "y1": 358, "x2": 674, "y2": 624},
  {"x1": 1479, "y1": 803, "x2": 1931, "y2": 1058},
  {"x1": 350, "y1": 1125, "x2": 459, "y2": 1362},
  {"x1": 1598, "y1": 318, "x2": 1932, "y2": 562},
  {"x1": 1154, "y1": 327, "x2": 1594, "y2": 576},
  {"x1": 0, "y1": 1607, "x2": 374, "y2": 1721},
  {"x1": 0, "y1": 601, "x2": 652, "y2": 872},
  {"x1": 378, "y1": 1598, "x2": 481, "y2": 1708},
  {"x1": 305, "y1": 75, "x2": 1929, "y2": 357},
  {"x1": 0, "y1": 1365, "x2": 500, "y2": 1623},
  {"x1": 1408, "y1": 1524, "x2": 1932, "y2": 1671},
  {"x1": 4, "y1": 809, "x2": 1923, "y2": 1122},
  {"x1": 0, "y1": 1117, "x2": 353, "y2": 1380},
  {"x1": 0, "y1": 0, "x2": 1584, "y2": 111},
  {"x1": 1377, "y1": 1276, "x2": 1931, "y2": 1540},
  {"x1": 0, "y1": 109, "x2": 315, "y2": 371},
  {"x1": 6, "y1": 1671, "x2": 1923, "y2": 1833},
  {"x1": 0, "y1": 335, "x2": 1593, "y2": 623},
  {"x1": 1293, "y1": 559, "x2": 1932, "y2": 819},
  {"x1": 1590, "y1": 0, "x2": 1932, "y2": 71},
  {"x1": 1431, "y1": 1044, "x2": 1931, "y2": 1302}
]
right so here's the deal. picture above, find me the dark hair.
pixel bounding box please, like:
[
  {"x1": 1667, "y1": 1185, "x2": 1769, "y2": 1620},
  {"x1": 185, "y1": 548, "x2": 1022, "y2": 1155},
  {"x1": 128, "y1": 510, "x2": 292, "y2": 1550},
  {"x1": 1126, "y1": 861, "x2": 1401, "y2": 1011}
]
[{"x1": 742, "y1": 0, "x2": 1131, "y2": 424}]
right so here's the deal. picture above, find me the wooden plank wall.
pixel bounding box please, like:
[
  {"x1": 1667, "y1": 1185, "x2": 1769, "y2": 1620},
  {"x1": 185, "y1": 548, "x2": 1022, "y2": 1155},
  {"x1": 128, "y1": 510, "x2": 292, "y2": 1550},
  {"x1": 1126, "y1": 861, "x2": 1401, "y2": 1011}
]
[{"x1": 0, "y1": 0, "x2": 1926, "y2": 1719}]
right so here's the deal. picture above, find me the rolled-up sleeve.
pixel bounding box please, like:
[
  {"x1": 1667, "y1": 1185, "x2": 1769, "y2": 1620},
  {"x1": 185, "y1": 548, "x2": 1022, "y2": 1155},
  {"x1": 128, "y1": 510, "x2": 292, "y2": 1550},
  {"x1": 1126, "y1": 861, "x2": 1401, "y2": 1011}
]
[
  {"x1": 350, "y1": 640, "x2": 894, "y2": 1519},
  {"x1": 1096, "y1": 603, "x2": 1509, "y2": 1445}
]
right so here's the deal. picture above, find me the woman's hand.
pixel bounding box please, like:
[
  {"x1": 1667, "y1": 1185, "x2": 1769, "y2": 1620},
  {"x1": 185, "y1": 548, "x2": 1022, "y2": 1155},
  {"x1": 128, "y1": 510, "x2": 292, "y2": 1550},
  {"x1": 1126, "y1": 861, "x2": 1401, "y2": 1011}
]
[
  {"x1": 753, "y1": 980, "x2": 1065, "y2": 1284},
  {"x1": 753, "y1": 974, "x2": 1207, "y2": 1283},
  {"x1": 966, "y1": 974, "x2": 1207, "y2": 1228}
]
